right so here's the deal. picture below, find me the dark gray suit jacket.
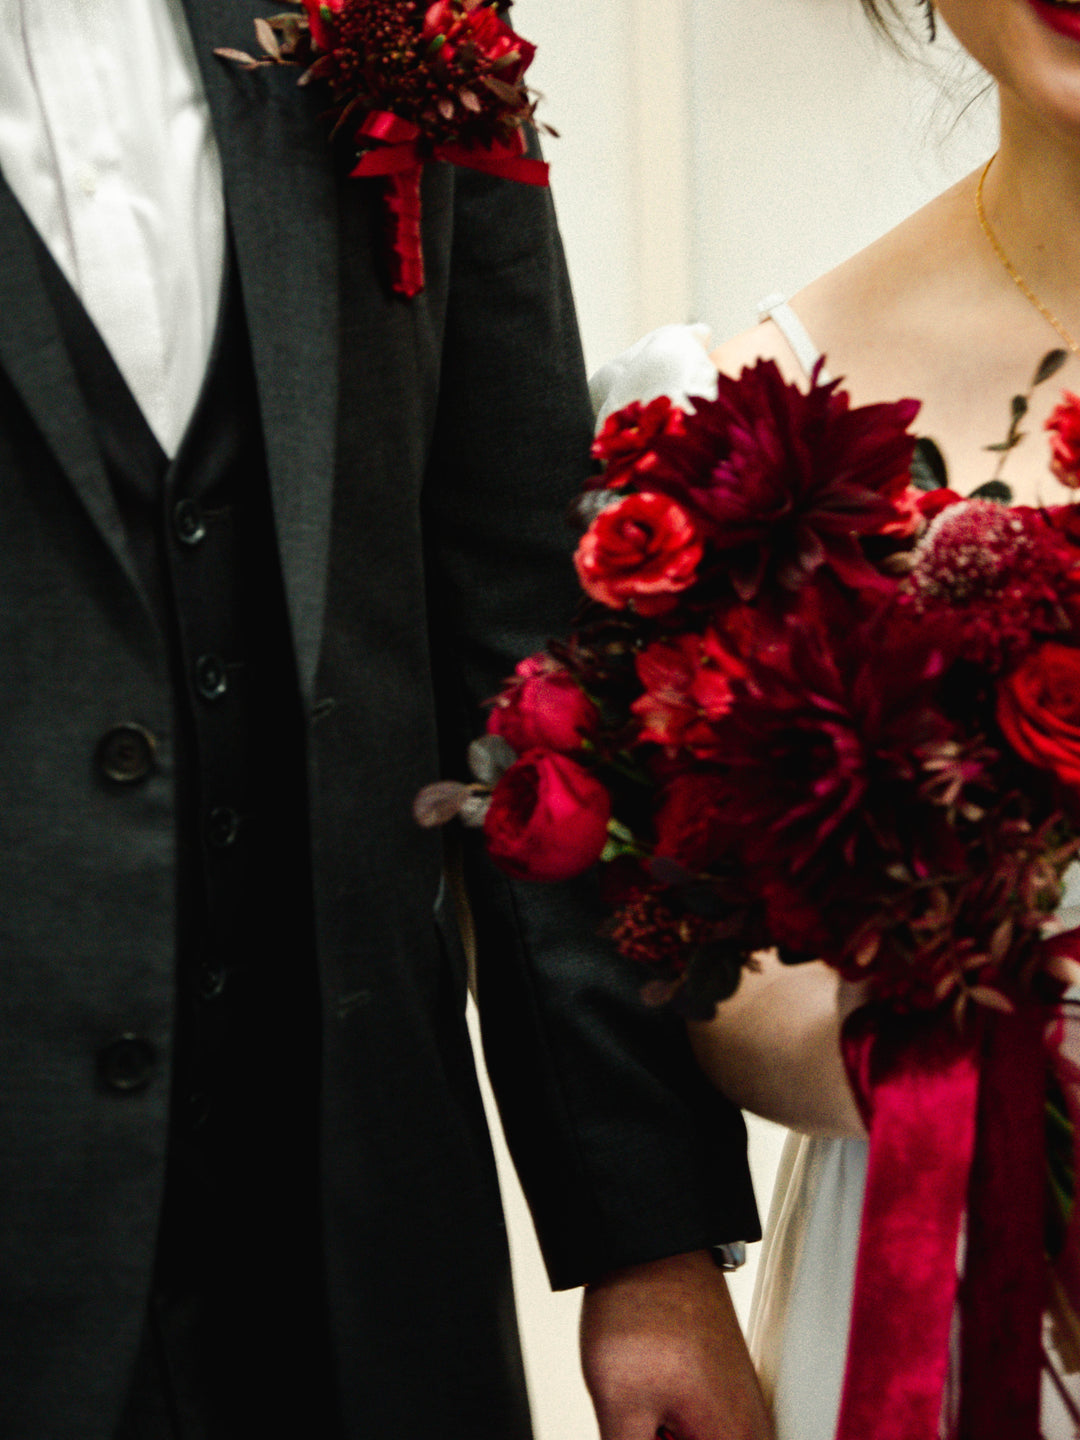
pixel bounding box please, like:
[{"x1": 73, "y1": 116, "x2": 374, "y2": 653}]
[{"x1": 0, "y1": 2, "x2": 757, "y2": 1435}]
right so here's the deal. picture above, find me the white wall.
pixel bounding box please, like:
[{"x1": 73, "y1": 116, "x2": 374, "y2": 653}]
[{"x1": 469, "y1": 5, "x2": 998, "y2": 1439}]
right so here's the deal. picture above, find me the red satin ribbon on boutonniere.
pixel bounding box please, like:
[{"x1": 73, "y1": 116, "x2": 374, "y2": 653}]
[
  {"x1": 350, "y1": 111, "x2": 550, "y2": 298},
  {"x1": 836, "y1": 990, "x2": 1049, "y2": 1440}
]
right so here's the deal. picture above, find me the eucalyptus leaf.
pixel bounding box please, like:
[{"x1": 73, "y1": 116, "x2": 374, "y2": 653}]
[
  {"x1": 1011, "y1": 393, "x2": 1029, "y2": 421},
  {"x1": 254, "y1": 16, "x2": 281, "y2": 59},
  {"x1": 1034, "y1": 349, "x2": 1069, "y2": 387},
  {"x1": 412, "y1": 781, "x2": 471, "y2": 828},
  {"x1": 467, "y1": 733, "x2": 517, "y2": 784}
]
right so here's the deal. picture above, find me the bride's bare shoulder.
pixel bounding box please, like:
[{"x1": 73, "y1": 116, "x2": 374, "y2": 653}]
[{"x1": 711, "y1": 175, "x2": 979, "y2": 394}]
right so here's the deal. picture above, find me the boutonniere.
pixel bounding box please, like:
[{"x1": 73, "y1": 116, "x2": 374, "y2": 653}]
[{"x1": 217, "y1": 1, "x2": 550, "y2": 297}]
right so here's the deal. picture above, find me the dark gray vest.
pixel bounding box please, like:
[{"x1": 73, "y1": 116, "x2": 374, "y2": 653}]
[{"x1": 33, "y1": 234, "x2": 340, "y2": 1436}]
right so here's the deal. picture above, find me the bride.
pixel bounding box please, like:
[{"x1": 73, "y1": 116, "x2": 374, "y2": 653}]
[{"x1": 594, "y1": 0, "x2": 1080, "y2": 1434}]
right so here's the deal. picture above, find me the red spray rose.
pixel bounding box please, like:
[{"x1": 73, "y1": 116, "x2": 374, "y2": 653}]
[
  {"x1": 574, "y1": 491, "x2": 704, "y2": 615},
  {"x1": 590, "y1": 397, "x2": 686, "y2": 489},
  {"x1": 997, "y1": 641, "x2": 1080, "y2": 792},
  {"x1": 1048, "y1": 392, "x2": 1080, "y2": 489},
  {"x1": 487, "y1": 655, "x2": 599, "y2": 754},
  {"x1": 483, "y1": 751, "x2": 611, "y2": 881}
]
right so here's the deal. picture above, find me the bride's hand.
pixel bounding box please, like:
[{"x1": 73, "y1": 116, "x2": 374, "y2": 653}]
[{"x1": 687, "y1": 953, "x2": 869, "y2": 1138}]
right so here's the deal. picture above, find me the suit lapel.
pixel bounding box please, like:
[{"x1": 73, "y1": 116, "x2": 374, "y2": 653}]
[
  {"x1": 0, "y1": 180, "x2": 146, "y2": 600},
  {"x1": 181, "y1": 0, "x2": 341, "y2": 703}
]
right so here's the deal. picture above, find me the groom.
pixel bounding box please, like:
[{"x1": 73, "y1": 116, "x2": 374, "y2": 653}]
[{"x1": 0, "y1": 2, "x2": 766, "y2": 1438}]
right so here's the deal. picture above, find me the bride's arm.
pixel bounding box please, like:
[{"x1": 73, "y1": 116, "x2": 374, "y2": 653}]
[{"x1": 687, "y1": 952, "x2": 869, "y2": 1139}]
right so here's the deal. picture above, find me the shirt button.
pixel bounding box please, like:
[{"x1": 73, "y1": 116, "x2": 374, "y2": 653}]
[
  {"x1": 96, "y1": 724, "x2": 157, "y2": 785},
  {"x1": 173, "y1": 499, "x2": 207, "y2": 546},
  {"x1": 207, "y1": 806, "x2": 240, "y2": 848},
  {"x1": 75, "y1": 163, "x2": 98, "y2": 197},
  {"x1": 195, "y1": 654, "x2": 228, "y2": 701},
  {"x1": 97, "y1": 1035, "x2": 157, "y2": 1093}
]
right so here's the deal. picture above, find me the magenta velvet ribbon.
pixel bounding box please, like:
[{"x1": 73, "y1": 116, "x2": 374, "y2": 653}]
[
  {"x1": 836, "y1": 992, "x2": 1049, "y2": 1440},
  {"x1": 350, "y1": 111, "x2": 550, "y2": 296}
]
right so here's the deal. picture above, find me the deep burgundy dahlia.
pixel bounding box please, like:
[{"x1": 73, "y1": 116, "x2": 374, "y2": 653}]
[
  {"x1": 708, "y1": 589, "x2": 966, "y2": 918},
  {"x1": 643, "y1": 359, "x2": 921, "y2": 600}
]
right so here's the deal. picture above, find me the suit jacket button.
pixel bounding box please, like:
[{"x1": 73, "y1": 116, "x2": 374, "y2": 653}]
[
  {"x1": 97, "y1": 724, "x2": 157, "y2": 785},
  {"x1": 195, "y1": 654, "x2": 228, "y2": 701},
  {"x1": 97, "y1": 1035, "x2": 157, "y2": 1093},
  {"x1": 207, "y1": 806, "x2": 240, "y2": 847},
  {"x1": 173, "y1": 498, "x2": 207, "y2": 546},
  {"x1": 198, "y1": 960, "x2": 227, "y2": 999}
]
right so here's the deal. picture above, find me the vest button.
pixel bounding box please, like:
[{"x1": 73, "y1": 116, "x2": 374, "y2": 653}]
[
  {"x1": 198, "y1": 959, "x2": 227, "y2": 999},
  {"x1": 97, "y1": 724, "x2": 157, "y2": 785},
  {"x1": 97, "y1": 1035, "x2": 157, "y2": 1093},
  {"x1": 207, "y1": 806, "x2": 240, "y2": 848},
  {"x1": 173, "y1": 498, "x2": 207, "y2": 546},
  {"x1": 195, "y1": 654, "x2": 228, "y2": 701}
]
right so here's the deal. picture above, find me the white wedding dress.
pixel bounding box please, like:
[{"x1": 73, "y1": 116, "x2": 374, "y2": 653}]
[{"x1": 590, "y1": 312, "x2": 1080, "y2": 1440}]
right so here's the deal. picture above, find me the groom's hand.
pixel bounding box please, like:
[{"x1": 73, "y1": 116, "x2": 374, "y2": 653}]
[{"x1": 580, "y1": 1249, "x2": 772, "y2": 1440}]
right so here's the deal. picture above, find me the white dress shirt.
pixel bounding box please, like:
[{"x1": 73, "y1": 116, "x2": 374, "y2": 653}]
[{"x1": 0, "y1": 0, "x2": 226, "y2": 455}]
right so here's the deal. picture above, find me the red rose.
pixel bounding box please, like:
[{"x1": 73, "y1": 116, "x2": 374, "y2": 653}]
[
  {"x1": 591, "y1": 397, "x2": 685, "y2": 488},
  {"x1": 632, "y1": 629, "x2": 743, "y2": 756},
  {"x1": 487, "y1": 655, "x2": 599, "y2": 753},
  {"x1": 302, "y1": 0, "x2": 345, "y2": 52},
  {"x1": 1047, "y1": 392, "x2": 1080, "y2": 489},
  {"x1": 483, "y1": 751, "x2": 611, "y2": 881},
  {"x1": 997, "y1": 641, "x2": 1080, "y2": 792},
  {"x1": 574, "y1": 492, "x2": 704, "y2": 615},
  {"x1": 653, "y1": 773, "x2": 732, "y2": 871}
]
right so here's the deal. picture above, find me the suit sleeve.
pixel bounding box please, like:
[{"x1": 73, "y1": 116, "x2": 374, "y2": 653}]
[{"x1": 421, "y1": 151, "x2": 760, "y2": 1291}]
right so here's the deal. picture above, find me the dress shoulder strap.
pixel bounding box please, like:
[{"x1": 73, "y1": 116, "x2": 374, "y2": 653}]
[{"x1": 756, "y1": 292, "x2": 830, "y2": 383}]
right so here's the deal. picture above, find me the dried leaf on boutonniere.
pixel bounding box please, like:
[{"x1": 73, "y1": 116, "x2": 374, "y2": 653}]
[{"x1": 216, "y1": 0, "x2": 551, "y2": 297}]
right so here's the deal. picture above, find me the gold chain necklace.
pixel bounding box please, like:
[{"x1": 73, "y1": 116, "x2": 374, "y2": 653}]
[{"x1": 975, "y1": 154, "x2": 1080, "y2": 358}]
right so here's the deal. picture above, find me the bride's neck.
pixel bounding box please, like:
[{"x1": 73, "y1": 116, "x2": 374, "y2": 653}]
[{"x1": 986, "y1": 103, "x2": 1080, "y2": 300}]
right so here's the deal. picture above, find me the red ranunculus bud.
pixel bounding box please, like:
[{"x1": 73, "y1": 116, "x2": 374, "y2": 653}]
[
  {"x1": 915, "y1": 487, "x2": 965, "y2": 522},
  {"x1": 487, "y1": 655, "x2": 599, "y2": 754},
  {"x1": 574, "y1": 491, "x2": 704, "y2": 615},
  {"x1": 483, "y1": 751, "x2": 611, "y2": 881},
  {"x1": 1047, "y1": 392, "x2": 1080, "y2": 489},
  {"x1": 997, "y1": 641, "x2": 1080, "y2": 792},
  {"x1": 302, "y1": 0, "x2": 345, "y2": 52}
]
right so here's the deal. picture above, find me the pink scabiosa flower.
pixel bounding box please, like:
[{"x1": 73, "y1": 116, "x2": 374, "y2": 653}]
[{"x1": 900, "y1": 500, "x2": 1080, "y2": 673}]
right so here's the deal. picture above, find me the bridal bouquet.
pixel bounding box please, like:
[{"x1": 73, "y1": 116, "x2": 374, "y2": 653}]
[
  {"x1": 417, "y1": 343, "x2": 1080, "y2": 1437},
  {"x1": 418, "y1": 346, "x2": 1080, "y2": 1018}
]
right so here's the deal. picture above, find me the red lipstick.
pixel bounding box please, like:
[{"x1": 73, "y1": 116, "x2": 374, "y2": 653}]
[{"x1": 1029, "y1": 0, "x2": 1080, "y2": 43}]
